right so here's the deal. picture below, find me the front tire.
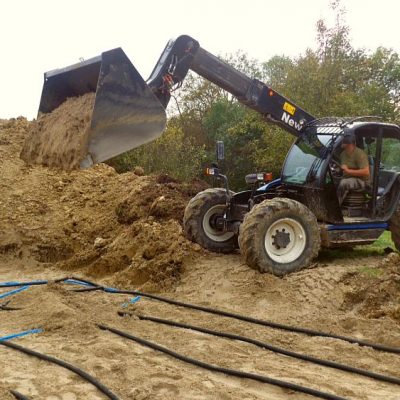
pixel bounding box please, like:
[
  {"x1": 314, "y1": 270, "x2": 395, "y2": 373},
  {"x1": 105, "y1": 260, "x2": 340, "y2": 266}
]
[
  {"x1": 239, "y1": 197, "x2": 320, "y2": 276},
  {"x1": 183, "y1": 188, "x2": 238, "y2": 253}
]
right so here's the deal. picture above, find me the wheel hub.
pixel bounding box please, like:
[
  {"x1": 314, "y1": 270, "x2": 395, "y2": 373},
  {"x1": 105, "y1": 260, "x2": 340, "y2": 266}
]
[
  {"x1": 203, "y1": 205, "x2": 235, "y2": 242},
  {"x1": 264, "y1": 218, "x2": 306, "y2": 264},
  {"x1": 209, "y1": 214, "x2": 224, "y2": 230},
  {"x1": 272, "y1": 229, "x2": 291, "y2": 249}
]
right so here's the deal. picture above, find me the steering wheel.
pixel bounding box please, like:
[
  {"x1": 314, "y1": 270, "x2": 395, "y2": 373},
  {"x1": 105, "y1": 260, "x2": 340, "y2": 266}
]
[{"x1": 329, "y1": 159, "x2": 343, "y2": 178}]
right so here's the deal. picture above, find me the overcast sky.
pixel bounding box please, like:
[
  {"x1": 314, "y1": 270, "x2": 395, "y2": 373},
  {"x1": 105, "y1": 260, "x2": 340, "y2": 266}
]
[{"x1": 1, "y1": 0, "x2": 399, "y2": 119}]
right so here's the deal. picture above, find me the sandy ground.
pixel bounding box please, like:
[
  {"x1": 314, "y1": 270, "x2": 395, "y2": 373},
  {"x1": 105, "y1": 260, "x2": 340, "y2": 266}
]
[
  {"x1": 1, "y1": 117, "x2": 400, "y2": 399},
  {"x1": 1, "y1": 255, "x2": 399, "y2": 400}
]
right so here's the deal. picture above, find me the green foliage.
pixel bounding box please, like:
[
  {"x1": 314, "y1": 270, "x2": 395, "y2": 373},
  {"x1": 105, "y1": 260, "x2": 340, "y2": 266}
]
[
  {"x1": 221, "y1": 111, "x2": 293, "y2": 188},
  {"x1": 261, "y1": 3, "x2": 400, "y2": 121},
  {"x1": 111, "y1": 2, "x2": 399, "y2": 190},
  {"x1": 108, "y1": 119, "x2": 206, "y2": 181}
]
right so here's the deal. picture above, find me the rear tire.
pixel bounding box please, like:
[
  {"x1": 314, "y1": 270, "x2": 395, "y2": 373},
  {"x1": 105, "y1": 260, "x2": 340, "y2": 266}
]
[
  {"x1": 239, "y1": 197, "x2": 320, "y2": 276},
  {"x1": 184, "y1": 188, "x2": 238, "y2": 253},
  {"x1": 389, "y1": 206, "x2": 400, "y2": 251}
]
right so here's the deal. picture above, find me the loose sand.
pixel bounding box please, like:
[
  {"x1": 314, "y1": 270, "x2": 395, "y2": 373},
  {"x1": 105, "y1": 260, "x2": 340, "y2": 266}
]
[{"x1": 20, "y1": 93, "x2": 95, "y2": 170}]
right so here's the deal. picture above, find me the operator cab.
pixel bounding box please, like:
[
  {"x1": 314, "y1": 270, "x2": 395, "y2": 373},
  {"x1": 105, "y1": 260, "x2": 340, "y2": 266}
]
[
  {"x1": 329, "y1": 121, "x2": 400, "y2": 220},
  {"x1": 280, "y1": 117, "x2": 400, "y2": 223}
]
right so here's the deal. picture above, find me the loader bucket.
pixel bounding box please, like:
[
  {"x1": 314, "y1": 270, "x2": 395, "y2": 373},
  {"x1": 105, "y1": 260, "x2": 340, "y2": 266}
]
[{"x1": 38, "y1": 47, "x2": 166, "y2": 168}]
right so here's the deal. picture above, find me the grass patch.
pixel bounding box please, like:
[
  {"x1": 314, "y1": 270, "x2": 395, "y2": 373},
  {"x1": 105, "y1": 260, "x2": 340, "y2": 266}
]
[
  {"x1": 318, "y1": 231, "x2": 396, "y2": 261},
  {"x1": 367, "y1": 230, "x2": 395, "y2": 251},
  {"x1": 358, "y1": 266, "x2": 383, "y2": 278}
]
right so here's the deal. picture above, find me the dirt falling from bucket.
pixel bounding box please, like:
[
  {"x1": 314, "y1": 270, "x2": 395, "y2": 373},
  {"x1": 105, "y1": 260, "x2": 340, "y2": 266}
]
[{"x1": 20, "y1": 93, "x2": 95, "y2": 170}]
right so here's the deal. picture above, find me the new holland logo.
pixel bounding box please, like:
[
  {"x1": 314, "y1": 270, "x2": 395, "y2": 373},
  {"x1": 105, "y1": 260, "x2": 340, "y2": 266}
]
[{"x1": 281, "y1": 112, "x2": 303, "y2": 131}]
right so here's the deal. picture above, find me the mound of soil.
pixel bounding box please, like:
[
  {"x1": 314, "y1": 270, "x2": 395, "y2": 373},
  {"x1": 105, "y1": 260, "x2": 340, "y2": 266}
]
[
  {"x1": 1, "y1": 117, "x2": 207, "y2": 291},
  {"x1": 340, "y1": 253, "x2": 400, "y2": 321},
  {"x1": 115, "y1": 176, "x2": 208, "y2": 224},
  {"x1": 20, "y1": 93, "x2": 95, "y2": 170}
]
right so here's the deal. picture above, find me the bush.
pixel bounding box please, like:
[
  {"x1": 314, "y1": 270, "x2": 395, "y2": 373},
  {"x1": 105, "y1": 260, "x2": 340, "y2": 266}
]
[{"x1": 107, "y1": 121, "x2": 206, "y2": 182}]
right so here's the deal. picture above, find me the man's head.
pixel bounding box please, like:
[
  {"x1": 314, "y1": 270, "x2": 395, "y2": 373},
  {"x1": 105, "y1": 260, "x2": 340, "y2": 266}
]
[{"x1": 341, "y1": 132, "x2": 356, "y2": 154}]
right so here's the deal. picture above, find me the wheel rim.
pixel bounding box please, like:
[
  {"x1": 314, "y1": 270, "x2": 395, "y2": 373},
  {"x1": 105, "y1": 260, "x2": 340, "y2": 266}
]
[
  {"x1": 264, "y1": 218, "x2": 306, "y2": 263},
  {"x1": 202, "y1": 205, "x2": 235, "y2": 242}
]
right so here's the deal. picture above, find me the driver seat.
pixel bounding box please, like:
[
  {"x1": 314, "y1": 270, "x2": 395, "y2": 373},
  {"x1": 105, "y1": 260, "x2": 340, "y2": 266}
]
[{"x1": 342, "y1": 154, "x2": 374, "y2": 206}]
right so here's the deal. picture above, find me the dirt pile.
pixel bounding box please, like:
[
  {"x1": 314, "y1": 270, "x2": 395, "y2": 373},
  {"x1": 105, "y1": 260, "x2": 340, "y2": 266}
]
[
  {"x1": 0, "y1": 117, "x2": 206, "y2": 290},
  {"x1": 20, "y1": 93, "x2": 95, "y2": 170},
  {"x1": 340, "y1": 252, "x2": 400, "y2": 321}
]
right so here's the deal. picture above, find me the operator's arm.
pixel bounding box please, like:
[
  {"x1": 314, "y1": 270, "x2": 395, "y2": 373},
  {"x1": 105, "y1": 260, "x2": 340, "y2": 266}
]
[
  {"x1": 341, "y1": 165, "x2": 370, "y2": 177},
  {"x1": 341, "y1": 148, "x2": 370, "y2": 178}
]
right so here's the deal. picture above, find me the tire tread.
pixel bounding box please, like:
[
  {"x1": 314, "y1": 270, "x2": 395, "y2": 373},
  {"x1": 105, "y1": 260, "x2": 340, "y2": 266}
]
[
  {"x1": 239, "y1": 197, "x2": 320, "y2": 275},
  {"x1": 184, "y1": 188, "x2": 237, "y2": 253}
]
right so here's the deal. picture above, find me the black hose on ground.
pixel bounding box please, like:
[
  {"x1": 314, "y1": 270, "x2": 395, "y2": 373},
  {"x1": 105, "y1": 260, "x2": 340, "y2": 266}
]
[
  {"x1": 98, "y1": 324, "x2": 347, "y2": 400},
  {"x1": 60, "y1": 276, "x2": 104, "y2": 292},
  {"x1": 10, "y1": 390, "x2": 30, "y2": 400},
  {"x1": 127, "y1": 313, "x2": 400, "y2": 386},
  {"x1": 0, "y1": 281, "x2": 49, "y2": 288},
  {"x1": 0, "y1": 340, "x2": 120, "y2": 400},
  {"x1": 72, "y1": 286, "x2": 104, "y2": 293},
  {"x1": 77, "y1": 279, "x2": 399, "y2": 355},
  {"x1": 4, "y1": 277, "x2": 399, "y2": 353},
  {"x1": 65, "y1": 276, "x2": 103, "y2": 287},
  {"x1": 0, "y1": 276, "x2": 99, "y2": 289}
]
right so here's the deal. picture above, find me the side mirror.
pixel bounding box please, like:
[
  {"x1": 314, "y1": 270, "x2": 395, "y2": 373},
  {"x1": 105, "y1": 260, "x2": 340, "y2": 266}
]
[{"x1": 216, "y1": 141, "x2": 225, "y2": 161}]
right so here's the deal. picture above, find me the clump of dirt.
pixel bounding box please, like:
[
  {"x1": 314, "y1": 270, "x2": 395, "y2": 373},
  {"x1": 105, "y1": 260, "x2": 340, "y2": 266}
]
[
  {"x1": 90, "y1": 219, "x2": 195, "y2": 291},
  {"x1": 115, "y1": 176, "x2": 208, "y2": 224},
  {"x1": 340, "y1": 252, "x2": 400, "y2": 322},
  {"x1": 20, "y1": 93, "x2": 95, "y2": 170}
]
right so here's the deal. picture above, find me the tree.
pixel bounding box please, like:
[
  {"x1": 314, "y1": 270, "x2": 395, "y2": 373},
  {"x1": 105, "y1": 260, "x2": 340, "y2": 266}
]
[{"x1": 109, "y1": 1, "x2": 399, "y2": 189}]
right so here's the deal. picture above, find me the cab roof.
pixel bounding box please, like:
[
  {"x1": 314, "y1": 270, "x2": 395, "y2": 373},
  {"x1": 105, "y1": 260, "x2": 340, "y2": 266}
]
[{"x1": 304, "y1": 116, "x2": 400, "y2": 139}]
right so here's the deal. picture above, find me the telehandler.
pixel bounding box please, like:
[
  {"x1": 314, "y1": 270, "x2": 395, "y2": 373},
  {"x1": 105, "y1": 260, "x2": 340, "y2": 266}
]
[{"x1": 36, "y1": 35, "x2": 400, "y2": 275}]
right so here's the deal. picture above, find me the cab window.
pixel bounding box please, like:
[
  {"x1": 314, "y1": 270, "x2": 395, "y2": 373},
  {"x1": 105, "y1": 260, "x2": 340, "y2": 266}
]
[{"x1": 282, "y1": 135, "x2": 332, "y2": 184}]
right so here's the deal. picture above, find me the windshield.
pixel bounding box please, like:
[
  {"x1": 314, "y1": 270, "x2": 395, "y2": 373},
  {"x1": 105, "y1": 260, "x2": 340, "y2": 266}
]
[{"x1": 282, "y1": 135, "x2": 333, "y2": 184}]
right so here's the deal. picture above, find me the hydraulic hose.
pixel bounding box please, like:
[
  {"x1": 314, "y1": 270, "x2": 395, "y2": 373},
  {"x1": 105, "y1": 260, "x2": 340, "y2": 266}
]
[
  {"x1": 0, "y1": 340, "x2": 120, "y2": 400},
  {"x1": 129, "y1": 313, "x2": 400, "y2": 386},
  {"x1": 98, "y1": 324, "x2": 347, "y2": 400}
]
